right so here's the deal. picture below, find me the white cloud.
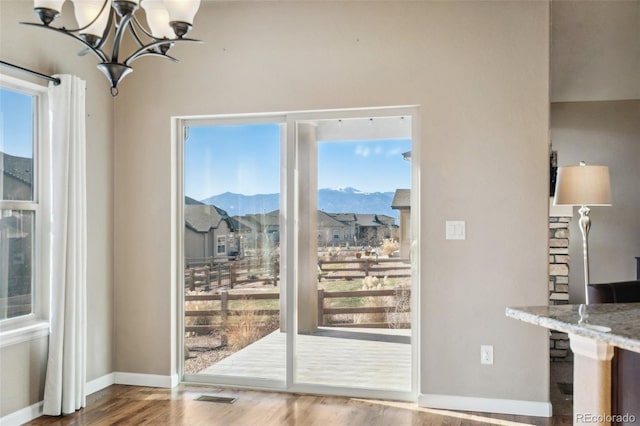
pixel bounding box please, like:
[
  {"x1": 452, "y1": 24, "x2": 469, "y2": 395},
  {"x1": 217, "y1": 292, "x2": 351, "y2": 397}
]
[
  {"x1": 385, "y1": 147, "x2": 403, "y2": 157},
  {"x1": 355, "y1": 145, "x2": 371, "y2": 157}
]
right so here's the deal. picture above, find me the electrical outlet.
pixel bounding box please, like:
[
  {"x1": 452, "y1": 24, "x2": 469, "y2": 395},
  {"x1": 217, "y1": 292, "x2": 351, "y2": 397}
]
[{"x1": 481, "y1": 345, "x2": 494, "y2": 365}]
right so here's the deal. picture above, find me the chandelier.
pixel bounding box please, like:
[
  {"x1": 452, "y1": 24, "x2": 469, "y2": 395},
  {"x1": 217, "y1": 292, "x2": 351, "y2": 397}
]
[{"x1": 24, "y1": 0, "x2": 202, "y2": 96}]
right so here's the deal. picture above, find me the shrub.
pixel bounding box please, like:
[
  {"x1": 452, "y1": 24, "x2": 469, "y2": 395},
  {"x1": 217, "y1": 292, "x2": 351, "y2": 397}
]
[
  {"x1": 380, "y1": 239, "x2": 400, "y2": 256},
  {"x1": 225, "y1": 298, "x2": 279, "y2": 351}
]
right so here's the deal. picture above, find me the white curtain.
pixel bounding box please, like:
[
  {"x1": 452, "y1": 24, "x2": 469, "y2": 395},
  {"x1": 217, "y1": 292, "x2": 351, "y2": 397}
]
[{"x1": 43, "y1": 75, "x2": 87, "y2": 416}]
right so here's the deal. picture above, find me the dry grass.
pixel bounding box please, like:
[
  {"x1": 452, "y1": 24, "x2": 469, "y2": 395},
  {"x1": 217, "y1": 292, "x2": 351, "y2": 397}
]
[{"x1": 225, "y1": 298, "x2": 279, "y2": 351}]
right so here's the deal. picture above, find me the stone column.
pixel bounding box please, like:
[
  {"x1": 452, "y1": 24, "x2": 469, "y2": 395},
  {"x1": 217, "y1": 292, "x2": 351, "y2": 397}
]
[{"x1": 549, "y1": 199, "x2": 573, "y2": 361}]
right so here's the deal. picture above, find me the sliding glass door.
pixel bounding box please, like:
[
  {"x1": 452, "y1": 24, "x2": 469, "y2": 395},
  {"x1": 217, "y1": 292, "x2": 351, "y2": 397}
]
[
  {"x1": 179, "y1": 107, "x2": 419, "y2": 400},
  {"x1": 181, "y1": 119, "x2": 287, "y2": 388},
  {"x1": 289, "y1": 114, "x2": 415, "y2": 397}
]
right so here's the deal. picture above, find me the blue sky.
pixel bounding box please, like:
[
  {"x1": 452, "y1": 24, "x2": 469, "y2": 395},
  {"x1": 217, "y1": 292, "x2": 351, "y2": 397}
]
[
  {"x1": 0, "y1": 88, "x2": 34, "y2": 158},
  {"x1": 184, "y1": 123, "x2": 411, "y2": 200},
  {"x1": 2, "y1": 92, "x2": 412, "y2": 200}
]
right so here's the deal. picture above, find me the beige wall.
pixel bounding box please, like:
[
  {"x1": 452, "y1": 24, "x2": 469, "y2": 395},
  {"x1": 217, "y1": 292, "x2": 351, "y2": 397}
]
[
  {"x1": 0, "y1": 0, "x2": 552, "y2": 417},
  {"x1": 0, "y1": 1, "x2": 114, "y2": 416},
  {"x1": 551, "y1": 0, "x2": 640, "y2": 102},
  {"x1": 551, "y1": 100, "x2": 640, "y2": 302},
  {"x1": 114, "y1": 0, "x2": 550, "y2": 404}
]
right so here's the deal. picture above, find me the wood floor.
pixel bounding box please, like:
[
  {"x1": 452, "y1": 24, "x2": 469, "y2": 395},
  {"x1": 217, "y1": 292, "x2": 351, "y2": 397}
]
[{"x1": 26, "y1": 384, "x2": 572, "y2": 426}]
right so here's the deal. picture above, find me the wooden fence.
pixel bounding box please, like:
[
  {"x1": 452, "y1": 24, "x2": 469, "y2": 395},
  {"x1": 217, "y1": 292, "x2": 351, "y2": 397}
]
[
  {"x1": 184, "y1": 287, "x2": 411, "y2": 334},
  {"x1": 317, "y1": 257, "x2": 411, "y2": 280},
  {"x1": 184, "y1": 256, "x2": 410, "y2": 292},
  {"x1": 184, "y1": 257, "x2": 279, "y2": 291}
]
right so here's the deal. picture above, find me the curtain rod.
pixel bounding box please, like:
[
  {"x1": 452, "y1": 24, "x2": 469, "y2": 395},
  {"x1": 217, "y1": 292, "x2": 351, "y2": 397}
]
[{"x1": 0, "y1": 60, "x2": 61, "y2": 86}]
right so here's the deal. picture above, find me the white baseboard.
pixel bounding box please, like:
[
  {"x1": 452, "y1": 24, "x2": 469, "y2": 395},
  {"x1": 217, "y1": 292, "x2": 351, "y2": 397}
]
[
  {"x1": 418, "y1": 393, "x2": 552, "y2": 418},
  {"x1": 1, "y1": 401, "x2": 43, "y2": 426},
  {"x1": 86, "y1": 373, "x2": 115, "y2": 395},
  {"x1": 1, "y1": 373, "x2": 179, "y2": 425},
  {"x1": 114, "y1": 372, "x2": 179, "y2": 388}
]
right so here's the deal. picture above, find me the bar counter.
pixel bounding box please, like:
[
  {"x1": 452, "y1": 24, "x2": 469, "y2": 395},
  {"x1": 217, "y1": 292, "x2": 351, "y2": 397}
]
[{"x1": 506, "y1": 303, "x2": 640, "y2": 425}]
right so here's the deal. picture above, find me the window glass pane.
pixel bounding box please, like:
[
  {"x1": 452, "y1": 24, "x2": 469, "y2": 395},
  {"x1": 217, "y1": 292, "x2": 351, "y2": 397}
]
[
  {"x1": 0, "y1": 209, "x2": 34, "y2": 320},
  {"x1": 1, "y1": 88, "x2": 35, "y2": 201}
]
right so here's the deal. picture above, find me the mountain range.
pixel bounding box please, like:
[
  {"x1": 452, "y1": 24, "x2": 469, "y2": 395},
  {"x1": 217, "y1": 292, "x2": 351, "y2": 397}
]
[{"x1": 200, "y1": 187, "x2": 399, "y2": 218}]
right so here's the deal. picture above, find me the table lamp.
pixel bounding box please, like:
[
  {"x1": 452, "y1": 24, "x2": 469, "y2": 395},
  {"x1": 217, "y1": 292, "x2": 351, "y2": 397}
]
[{"x1": 554, "y1": 162, "x2": 611, "y2": 305}]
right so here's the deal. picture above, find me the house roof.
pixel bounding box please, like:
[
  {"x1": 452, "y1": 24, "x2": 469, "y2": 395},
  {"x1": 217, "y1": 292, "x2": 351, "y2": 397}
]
[
  {"x1": 185, "y1": 196, "x2": 204, "y2": 205},
  {"x1": 1, "y1": 152, "x2": 33, "y2": 186},
  {"x1": 391, "y1": 189, "x2": 410, "y2": 209},
  {"x1": 354, "y1": 214, "x2": 382, "y2": 227},
  {"x1": 376, "y1": 215, "x2": 396, "y2": 227},
  {"x1": 231, "y1": 215, "x2": 262, "y2": 232},
  {"x1": 318, "y1": 211, "x2": 351, "y2": 228},
  {"x1": 245, "y1": 211, "x2": 280, "y2": 227},
  {"x1": 185, "y1": 204, "x2": 231, "y2": 233},
  {"x1": 353, "y1": 214, "x2": 396, "y2": 227},
  {"x1": 329, "y1": 213, "x2": 357, "y2": 223}
]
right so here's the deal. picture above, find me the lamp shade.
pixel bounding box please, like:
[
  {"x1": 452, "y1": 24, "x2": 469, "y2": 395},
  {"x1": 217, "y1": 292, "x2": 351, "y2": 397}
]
[
  {"x1": 142, "y1": 0, "x2": 174, "y2": 38},
  {"x1": 34, "y1": 0, "x2": 66, "y2": 13},
  {"x1": 72, "y1": 0, "x2": 110, "y2": 37},
  {"x1": 163, "y1": 0, "x2": 200, "y2": 25},
  {"x1": 554, "y1": 164, "x2": 612, "y2": 206}
]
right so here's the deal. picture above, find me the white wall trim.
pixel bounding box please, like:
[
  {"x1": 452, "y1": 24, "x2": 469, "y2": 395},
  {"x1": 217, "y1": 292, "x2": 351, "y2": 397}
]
[
  {"x1": 86, "y1": 373, "x2": 116, "y2": 395},
  {"x1": 0, "y1": 401, "x2": 43, "y2": 426},
  {"x1": 0, "y1": 321, "x2": 49, "y2": 349},
  {"x1": 114, "y1": 372, "x2": 179, "y2": 388},
  {"x1": 418, "y1": 394, "x2": 552, "y2": 418}
]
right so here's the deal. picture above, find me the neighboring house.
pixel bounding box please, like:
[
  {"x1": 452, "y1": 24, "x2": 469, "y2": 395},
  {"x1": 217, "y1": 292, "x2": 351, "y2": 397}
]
[
  {"x1": 1, "y1": 152, "x2": 33, "y2": 201},
  {"x1": 352, "y1": 214, "x2": 397, "y2": 247},
  {"x1": 391, "y1": 189, "x2": 410, "y2": 258},
  {"x1": 241, "y1": 210, "x2": 281, "y2": 249},
  {"x1": 230, "y1": 209, "x2": 397, "y2": 250},
  {"x1": 317, "y1": 211, "x2": 353, "y2": 247},
  {"x1": 184, "y1": 199, "x2": 238, "y2": 261},
  {"x1": 1, "y1": 153, "x2": 34, "y2": 317},
  {"x1": 232, "y1": 213, "x2": 280, "y2": 252},
  {"x1": 327, "y1": 213, "x2": 358, "y2": 245}
]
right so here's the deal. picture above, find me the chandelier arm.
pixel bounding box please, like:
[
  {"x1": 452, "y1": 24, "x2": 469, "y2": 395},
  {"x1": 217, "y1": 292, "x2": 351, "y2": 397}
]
[
  {"x1": 129, "y1": 16, "x2": 161, "y2": 46},
  {"x1": 126, "y1": 50, "x2": 179, "y2": 66},
  {"x1": 93, "y1": 8, "x2": 117, "y2": 54},
  {"x1": 20, "y1": 22, "x2": 108, "y2": 63},
  {"x1": 124, "y1": 38, "x2": 201, "y2": 65},
  {"x1": 110, "y1": 12, "x2": 135, "y2": 63}
]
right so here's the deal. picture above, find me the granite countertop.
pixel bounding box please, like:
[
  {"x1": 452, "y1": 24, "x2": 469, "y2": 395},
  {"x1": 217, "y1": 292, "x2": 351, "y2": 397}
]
[{"x1": 506, "y1": 303, "x2": 640, "y2": 354}]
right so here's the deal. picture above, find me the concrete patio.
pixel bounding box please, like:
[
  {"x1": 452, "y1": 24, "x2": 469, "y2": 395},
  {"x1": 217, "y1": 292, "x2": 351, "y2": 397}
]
[{"x1": 199, "y1": 327, "x2": 412, "y2": 391}]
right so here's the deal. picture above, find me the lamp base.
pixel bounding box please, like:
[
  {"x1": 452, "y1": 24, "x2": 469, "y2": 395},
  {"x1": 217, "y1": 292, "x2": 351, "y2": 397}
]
[
  {"x1": 170, "y1": 21, "x2": 192, "y2": 38},
  {"x1": 578, "y1": 205, "x2": 592, "y2": 305},
  {"x1": 34, "y1": 7, "x2": 59, "y2": 26}
]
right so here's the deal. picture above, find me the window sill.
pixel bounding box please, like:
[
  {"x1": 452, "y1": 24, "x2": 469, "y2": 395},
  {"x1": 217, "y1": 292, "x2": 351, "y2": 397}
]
[{"x1": 0, "y1": 321, "x2": 49, "y2": 349}]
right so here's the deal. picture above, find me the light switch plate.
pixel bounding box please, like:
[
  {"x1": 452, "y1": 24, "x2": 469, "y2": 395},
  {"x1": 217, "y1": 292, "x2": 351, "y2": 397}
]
[{"x1": 446, "y1": 220, "x2": 466, "y2": 240}]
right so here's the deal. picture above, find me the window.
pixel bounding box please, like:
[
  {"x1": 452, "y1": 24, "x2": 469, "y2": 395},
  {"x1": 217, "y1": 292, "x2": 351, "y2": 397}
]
[
  {"x1": 216, "y1": 236, "x2": 226, "y2": 254},
  {"x1": 0, "y1": 76, "x2": 50, "y2": 346}
]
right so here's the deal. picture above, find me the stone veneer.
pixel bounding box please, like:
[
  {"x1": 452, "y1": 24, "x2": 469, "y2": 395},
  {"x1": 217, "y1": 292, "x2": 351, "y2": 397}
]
[{"x1": 548, "y1": 199, "x2": 573, "y2": 361}]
